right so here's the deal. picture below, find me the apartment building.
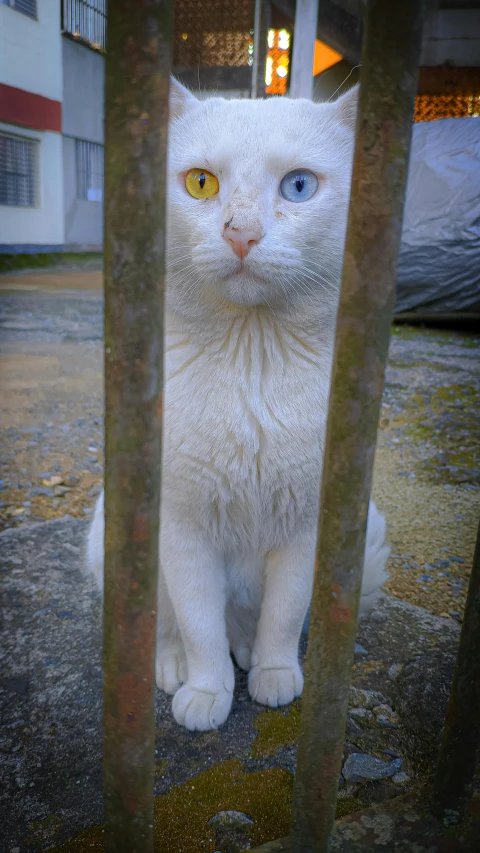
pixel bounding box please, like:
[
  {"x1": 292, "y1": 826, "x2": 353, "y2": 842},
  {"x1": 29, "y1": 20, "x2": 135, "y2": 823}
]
[{"x1": 0, "y1": 0, "x2": 106, "y2": 252}]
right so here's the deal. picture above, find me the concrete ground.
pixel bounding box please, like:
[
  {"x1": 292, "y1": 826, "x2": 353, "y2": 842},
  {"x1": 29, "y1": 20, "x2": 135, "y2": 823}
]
[{"x1": 0, "y1": 273, "x2": 479, "y2": 852}]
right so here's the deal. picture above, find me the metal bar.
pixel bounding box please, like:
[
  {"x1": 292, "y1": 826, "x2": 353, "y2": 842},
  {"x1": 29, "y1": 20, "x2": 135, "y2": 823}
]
[
  {"x1": 434, "y1": 517, "x2": 480, "y2": 823},
  {"x1": 251, "y1": 0, "x2": 271, "y2": 98},
  {"x1": 289, "y1": 0, "x2": 318, "y2": 99},
  {"x1": 102, "y1": 2, "x2": 172, "y2": 851},
  {"x1": 290, "y1": 1, "x2": 425, "y2": 850}
]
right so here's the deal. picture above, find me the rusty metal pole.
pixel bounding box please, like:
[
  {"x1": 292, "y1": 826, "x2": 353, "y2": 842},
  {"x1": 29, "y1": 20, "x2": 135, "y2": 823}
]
[
  {"x1": 102, "y1": 2, "x2": 172, "y2": 851},
  {"x1": 290, "y1": 1, "x2": 425, "y2": 850},
  {"x1": 434, "y1": 517, "x2": 480, "y2": 824}
]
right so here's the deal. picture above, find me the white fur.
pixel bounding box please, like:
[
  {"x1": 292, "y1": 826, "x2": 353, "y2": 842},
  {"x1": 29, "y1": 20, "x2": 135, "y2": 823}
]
[{"x1": 87, "y1": 81, "x2": 389, "y2": 731}]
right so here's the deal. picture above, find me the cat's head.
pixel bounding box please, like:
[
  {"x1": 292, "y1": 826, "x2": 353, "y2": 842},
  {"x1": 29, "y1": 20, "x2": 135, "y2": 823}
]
[{"x1": 167, "y1": 79, "x2": 358, "y2": 316}]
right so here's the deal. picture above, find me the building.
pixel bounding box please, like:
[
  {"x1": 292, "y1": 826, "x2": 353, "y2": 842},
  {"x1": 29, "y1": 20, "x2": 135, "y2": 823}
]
[
  {"x1": 0, "y1": 0, "x2": 106, "y2": 253},
  {"x1": 1, "y1": 1, "x2": 479, "y2": 255}
]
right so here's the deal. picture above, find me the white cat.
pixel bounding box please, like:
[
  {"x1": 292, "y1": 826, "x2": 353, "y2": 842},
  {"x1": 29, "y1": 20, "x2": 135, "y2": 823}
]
[{"x1": 87, "y1": 79, "x2": 390, "y2": 732}]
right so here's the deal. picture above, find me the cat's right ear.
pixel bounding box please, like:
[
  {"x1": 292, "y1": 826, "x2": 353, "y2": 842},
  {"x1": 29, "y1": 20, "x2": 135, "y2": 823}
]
[
  {"x1": 169, "y1": 77, "x2": 197, "y2": 120},
  {"x1": 332, "y1": 84, "x2": 359, "y2": 132}
]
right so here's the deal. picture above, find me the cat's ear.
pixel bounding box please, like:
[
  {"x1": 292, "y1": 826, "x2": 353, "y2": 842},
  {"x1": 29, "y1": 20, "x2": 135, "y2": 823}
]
[
  {"x1": 169, "y1": 76, "x2": 197, "y2": 119},
  {"x1": 332, "y1": 85, "x2": 359, "y2": 131}
]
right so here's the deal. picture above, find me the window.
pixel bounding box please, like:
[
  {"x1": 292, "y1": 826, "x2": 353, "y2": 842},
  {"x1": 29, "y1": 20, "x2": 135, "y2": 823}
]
[
  {"x1": 0, "y1": 132, "x2": 38, "y2": 207},
  {"x1": 0, "y1": 0, "x2": 37, "y2": 20},
  {"x1": 76, "y1": 140, "x2": 104, "y2": 201},
  {"x1": 62, "y1": 0, "x2": 107, "y2": 51}
]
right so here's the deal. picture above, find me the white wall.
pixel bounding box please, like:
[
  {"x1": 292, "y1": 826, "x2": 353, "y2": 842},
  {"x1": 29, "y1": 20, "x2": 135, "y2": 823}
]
[
  {"x1": 0, "y1": 122, "x2": 64, "y2": 247},
  {"x1": 62, "y1": 37, "x2": 105, "y2": 142},
  {"x1": 0, "y1": 1, "x2": 62, "y2": 100}
]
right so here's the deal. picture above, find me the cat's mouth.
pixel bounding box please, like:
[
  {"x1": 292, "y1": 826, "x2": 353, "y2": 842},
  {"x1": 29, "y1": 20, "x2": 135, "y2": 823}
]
[
  {"x1": 220, "y1": 261, "x2": 273, "y2": 307},
  {"x1": 230, "y1": 258, "x2": 265, "y2": 283}
]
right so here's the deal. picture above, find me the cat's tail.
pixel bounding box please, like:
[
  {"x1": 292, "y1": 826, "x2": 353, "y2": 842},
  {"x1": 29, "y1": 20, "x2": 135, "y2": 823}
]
[
  {"x1": 85, "y1": 489, "x2": 105, "y2": 594},
  {"x1": 302, "y1": 500, "x2": 390, "y2": 634},
  {"x1": 359, "y1": 501, "x2": 390, "y2": 616}
]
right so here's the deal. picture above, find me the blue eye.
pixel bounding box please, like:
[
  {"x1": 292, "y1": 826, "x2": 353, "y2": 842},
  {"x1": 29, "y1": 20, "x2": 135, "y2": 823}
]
[{"x1": 279, "y1": 169, "x2": 319, "y2": 203}]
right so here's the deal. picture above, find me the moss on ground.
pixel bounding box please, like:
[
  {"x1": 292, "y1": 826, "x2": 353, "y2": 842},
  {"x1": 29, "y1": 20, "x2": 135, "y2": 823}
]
[
  {"x1": 44, "y1": 760, "x2": 294, "y2": 852},
  {"x1": 251, "y1": 702, "x2": 301, "y2": 759},
  {"x1": 0, "y1": 252, "x2": 102, "y2": 274}
]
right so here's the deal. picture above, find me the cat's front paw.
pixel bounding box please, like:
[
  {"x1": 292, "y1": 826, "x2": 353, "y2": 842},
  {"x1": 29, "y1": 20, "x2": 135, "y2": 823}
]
[
  {"x1": 172, "y1": 684, "x2": 233, "y2": 731},
  {"x1": 248, "y1": 662, "x2": 303, "y2": 708},
  {"x1": 155, "y1": 642, "x2": 187, "y2": 695}
]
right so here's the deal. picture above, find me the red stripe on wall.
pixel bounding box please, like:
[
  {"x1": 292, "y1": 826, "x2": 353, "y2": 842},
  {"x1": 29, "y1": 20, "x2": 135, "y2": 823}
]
[{"x1": 0, "y1": 83, "x2": 61, "y2": 133}]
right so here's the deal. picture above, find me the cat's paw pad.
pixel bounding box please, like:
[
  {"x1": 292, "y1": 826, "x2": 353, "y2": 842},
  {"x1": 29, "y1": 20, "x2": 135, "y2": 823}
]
[
  {"x1": 248, "y1": 663, "x2": 303, "y2": 707},
  {"x1": 232, "y1": 645, "x2": 252, "y2": 672},
  {"x1": 172, "y1": 684, "x2": 233, "y2": 731},
  {"x1": 155, "y1": 644, "x2": 187, "y2": 695}
]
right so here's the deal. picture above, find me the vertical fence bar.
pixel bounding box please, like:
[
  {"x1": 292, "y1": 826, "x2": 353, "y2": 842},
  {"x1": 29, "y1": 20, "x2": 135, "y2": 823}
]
[
  {"x1": 434, "y1": 517, "x2": 480, "y2": 823},
  {"x1": 289, "y1": 0, "x2": 318, "y2": 100},
  {"x1": 290, "y1": 1, "x2": 425, "y2": 850},
  {"x1": 251, "y1": 0, "x2": 271, "y2": 98},
  {"x1": 103, "y1": 1, "x2": 173, "y2": 851}
]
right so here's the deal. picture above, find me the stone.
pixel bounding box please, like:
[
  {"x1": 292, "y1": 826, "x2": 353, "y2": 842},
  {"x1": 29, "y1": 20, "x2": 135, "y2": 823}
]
[
  {"x1": 31, "y1": 486, "x2": 55, "y2": 497},
  {"x1": 392, "y1": 771, "x2": 410, "y2": 784},
  {"x1": 349, "y1": 708, "x2": 374, "y2": 722},
  {"x1": 54, "y1": 485, "x2": 71, "y2": 497},
  {"x1": 349, "y1": 687, "x2": 388, "y2": 710},
  {"x1": 42, "y1": 476, "x2": 64, "y2": 487},
  {"x1": 63, "y1": 474, "x2": 80, "y2": 487},
  {"x1": 342, "y1": 753, "x2": 402, "y2": 783},
  {"x1": 208, "y1": 811, "x2": 254, "y2": 827},
  {"x1": 393, "y1": 649, "x2": 457, "y2": 768},
  {"x1": 372, "y1": 704, "x2": 393, "y2": 716}
]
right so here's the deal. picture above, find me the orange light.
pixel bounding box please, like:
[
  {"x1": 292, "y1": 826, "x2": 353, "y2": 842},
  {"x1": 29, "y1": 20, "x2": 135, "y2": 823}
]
[
  {"x1": 313, "y1": 40, "x2": 342, "y2": 76},
  {"x1": 265, "y1": 30, "x2": 290, "y2": 95}
]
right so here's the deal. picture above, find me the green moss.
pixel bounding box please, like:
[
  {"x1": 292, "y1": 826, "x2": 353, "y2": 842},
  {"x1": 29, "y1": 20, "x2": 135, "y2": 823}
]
[
  {"x1": 399, "y1": 383, "x2": 479, "y2": 486},
  {"x1": 251, "y1": 702, "x2": 301, "y2": 759},
  {"x1": 42, "y1": 760, "x2": 293, "y2": 853},
  {"x1": 155, "y1": 759, "x2": 168, "y2": 780},
  {"x1": 0, "y1": 252, "x2": 102, "y2": 274},
  {"x1": 335, "y1": 796, "x2": 364, "y2": 818},
  {"x1": 25, "y1": 814, "x2": 62, "y2": 846}
]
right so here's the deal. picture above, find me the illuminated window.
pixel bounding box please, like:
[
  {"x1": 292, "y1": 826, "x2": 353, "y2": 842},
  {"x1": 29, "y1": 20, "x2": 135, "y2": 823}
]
[
  {"x1": 414, "y1": 94, "x2": 480, "y2": 122},
  {"x1": 265, "y1": 29, "x2": 291, "y2": 96}
]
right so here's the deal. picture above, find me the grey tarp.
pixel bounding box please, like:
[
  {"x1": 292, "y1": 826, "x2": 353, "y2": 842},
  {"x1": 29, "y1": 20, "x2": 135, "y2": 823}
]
[{"x1": 396, "y1": 116, "x2": 480, "y2": 315}]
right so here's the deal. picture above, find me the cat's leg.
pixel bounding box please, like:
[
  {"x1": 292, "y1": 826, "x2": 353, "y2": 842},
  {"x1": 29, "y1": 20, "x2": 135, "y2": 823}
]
[
  {"x1": 155, "y1": 569, "x2": 187, "y2": 695},
  {"x1": 87, "y1": 492, "x2": 187, "y2": 693},
  {"x1": 161, "y1": 520, "x2": 234, "y2": 731},
  {"x1": 249, "y1": 532, "x2": 315, "y2": 708},
  {"x1": 226, "y1": 601, "x2": 259, "y2": 672},
  {"x1": 225, "y1": 557, "x2": 263, "y2": 672}
]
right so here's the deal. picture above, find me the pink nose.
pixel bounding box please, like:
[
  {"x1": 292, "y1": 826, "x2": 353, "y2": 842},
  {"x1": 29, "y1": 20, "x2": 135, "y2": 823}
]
[{"x1": 223, "y1": 226, "x2": 263, "y2": 260}]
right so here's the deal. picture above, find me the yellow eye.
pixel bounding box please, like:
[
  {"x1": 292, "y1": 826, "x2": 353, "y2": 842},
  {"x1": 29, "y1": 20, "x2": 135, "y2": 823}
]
[{"x1": 185, "y1": 168, "x2": 219, "y2": 199}]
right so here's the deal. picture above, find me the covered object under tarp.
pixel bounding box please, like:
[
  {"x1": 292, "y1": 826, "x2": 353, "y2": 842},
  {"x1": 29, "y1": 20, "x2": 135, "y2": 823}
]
[{"x1": 396, "y1": 116, "x2": 480, "y2": 317}]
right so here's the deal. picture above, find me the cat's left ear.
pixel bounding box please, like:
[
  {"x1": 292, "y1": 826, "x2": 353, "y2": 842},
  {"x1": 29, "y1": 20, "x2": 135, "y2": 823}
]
[
  {"x1": 332, "y1": 85, "x2": 359, "y2": 131},
  {"x1": 169, "y1": 76, "x2": 197, "y2": 120}
]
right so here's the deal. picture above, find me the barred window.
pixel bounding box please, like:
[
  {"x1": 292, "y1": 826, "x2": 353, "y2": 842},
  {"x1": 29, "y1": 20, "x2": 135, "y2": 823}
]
[
  {"x1": 0, "y1": 0, "x2": 37, "y2": 20},
  {"x1": 0, "y1": 132, "x2": 38, "y2": 207},
  {"x1": 76, "y1": 140, "x2": 104, "y2": 201},
  {"x1": 62, "y1": 0, "x2": 107, "y2": 51}
]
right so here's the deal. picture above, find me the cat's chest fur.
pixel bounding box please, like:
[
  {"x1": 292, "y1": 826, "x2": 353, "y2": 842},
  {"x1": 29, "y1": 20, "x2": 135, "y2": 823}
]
[{"x1": 163, "y1": 309, "x2": 332, "y2": 555}]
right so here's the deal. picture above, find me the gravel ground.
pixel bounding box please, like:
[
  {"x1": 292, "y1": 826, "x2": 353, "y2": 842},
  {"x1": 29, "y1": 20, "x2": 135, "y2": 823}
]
[
  {"x1": 1, "y1": 273, "x2": 479, "y2": 620},
  {"x1": 0, "y1": 516, "x2": 465, "y2": 852}
]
